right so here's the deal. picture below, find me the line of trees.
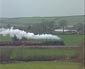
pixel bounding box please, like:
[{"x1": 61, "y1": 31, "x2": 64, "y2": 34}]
[
  {"x1": 5, "y1": 19, "x2": 85, "y2": 34},
  {"x1": 25, "y1": 20, "x2": 85, "y2": 34}
]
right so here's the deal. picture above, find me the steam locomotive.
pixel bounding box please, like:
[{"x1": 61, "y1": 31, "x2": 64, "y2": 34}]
[{"x1": 0, "y1": 40, "x2": 64, "y2": 46}]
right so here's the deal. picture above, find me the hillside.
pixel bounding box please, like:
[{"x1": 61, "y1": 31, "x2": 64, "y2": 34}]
[{"x1": 0, "y1": 15, "x2": 84, "y2": 27}]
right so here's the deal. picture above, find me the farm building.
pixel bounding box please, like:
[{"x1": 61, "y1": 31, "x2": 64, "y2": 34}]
[{"x1": 54, "y1": 29, "x2": 77, "y2": 34}]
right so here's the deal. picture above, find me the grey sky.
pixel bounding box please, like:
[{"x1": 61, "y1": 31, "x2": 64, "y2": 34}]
[{"x1": 0, "y1": 0, "x2": 84, "y2": 18}]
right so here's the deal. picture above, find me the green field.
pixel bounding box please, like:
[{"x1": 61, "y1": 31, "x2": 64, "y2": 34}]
[
  {"x1": 0, "y1": 62, "x2": 83, "y2": 69},
  {"x1": 0, "y1": 35, "x2": 12, "y2": 41},
  {"x1": 58, "y1": 35, "x2": 84, "y2": 45},
  {"x1": 0, "y1": 15, "x2": 84, "y2": 27},
  {"x1": 0, "y1": 47, "x2": 79, "y2": 60},
  {"x1": 12, "y1": 48, "x2": 78, "y2": 57},
  {"x1": 1, "y1": 47, "x2": 78, "y2": 56}
]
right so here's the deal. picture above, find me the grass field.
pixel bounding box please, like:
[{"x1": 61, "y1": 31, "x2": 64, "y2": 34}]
[
  {"x1": 58, "y1": 35, "x2": 84, "y2": 45},
  {"x1": 0, "y1": 35, "x2": 12, "y2": 41},
  {"x1": 0, "y1": 15, "x2": 84, "y2": 27},
  {"x1": 13, "y1": 48, "x2": 78, "y2": 57},
  {"x1": 0, "y1": 47, "x2": 79, "y2": 59},
  {"x1": 0, "y1": 62, "x2": 83, "y2": 69}
]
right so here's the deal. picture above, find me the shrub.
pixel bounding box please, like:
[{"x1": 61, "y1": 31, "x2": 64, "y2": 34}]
[{"x1": 0, "y1": 49, "x2": 12, "y2": 63}]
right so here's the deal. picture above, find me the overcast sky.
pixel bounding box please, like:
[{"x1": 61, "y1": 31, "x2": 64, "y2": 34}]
[{"x1": 0, "y1": 0, "x2": 84, "y2": 18}]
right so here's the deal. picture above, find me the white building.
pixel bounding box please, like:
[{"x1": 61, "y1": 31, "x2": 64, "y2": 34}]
[{"x1": 54, "y1": 29, "x2": 77, "y2": 33}]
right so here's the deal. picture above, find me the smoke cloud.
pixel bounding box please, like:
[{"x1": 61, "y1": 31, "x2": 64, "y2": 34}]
[{"x1": 0, "y1": 27, "x2": 60, "y2": 40}]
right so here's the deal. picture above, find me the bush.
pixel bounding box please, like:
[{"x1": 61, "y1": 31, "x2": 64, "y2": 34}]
[
  {"x1": 0, "y1": 49, "x2": 12, "y2": 63},
  {"x1": 14, "y1": 55, "x2": 66, "y2": 61}
]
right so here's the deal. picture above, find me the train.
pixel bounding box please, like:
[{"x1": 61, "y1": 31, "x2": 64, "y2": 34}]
[
  {"x1": 0, "y1": 40, "x2": 64, "y2": 46},
  {"x1": 0, "y1": 27, "x2": 65, "y2": 46}
]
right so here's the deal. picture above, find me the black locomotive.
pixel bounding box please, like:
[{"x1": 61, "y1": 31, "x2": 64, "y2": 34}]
[{"x1": 0, "y1": 39, "x2": 64, "y2": 46}]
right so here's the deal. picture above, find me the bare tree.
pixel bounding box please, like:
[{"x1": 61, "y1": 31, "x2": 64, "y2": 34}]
[
  {"x1": 74, "y1": 23, "x2": 84, "y2": 34},
  {"x1": 58, "y1": 20, "x2": 68, "y2": 33},
  {"x1": 31, "y1": 18, "x2": 58, "y2": 34}
]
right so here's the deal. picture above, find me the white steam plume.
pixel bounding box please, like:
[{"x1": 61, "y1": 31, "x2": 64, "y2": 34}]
[{"x1": 0, "y1": 27, "x2": 60, "y2": 40}]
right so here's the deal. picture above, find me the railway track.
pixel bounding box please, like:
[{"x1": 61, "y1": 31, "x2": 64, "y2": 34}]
[{"x1": 0, "y1": 45, "x2": 80, "y2": 49}]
